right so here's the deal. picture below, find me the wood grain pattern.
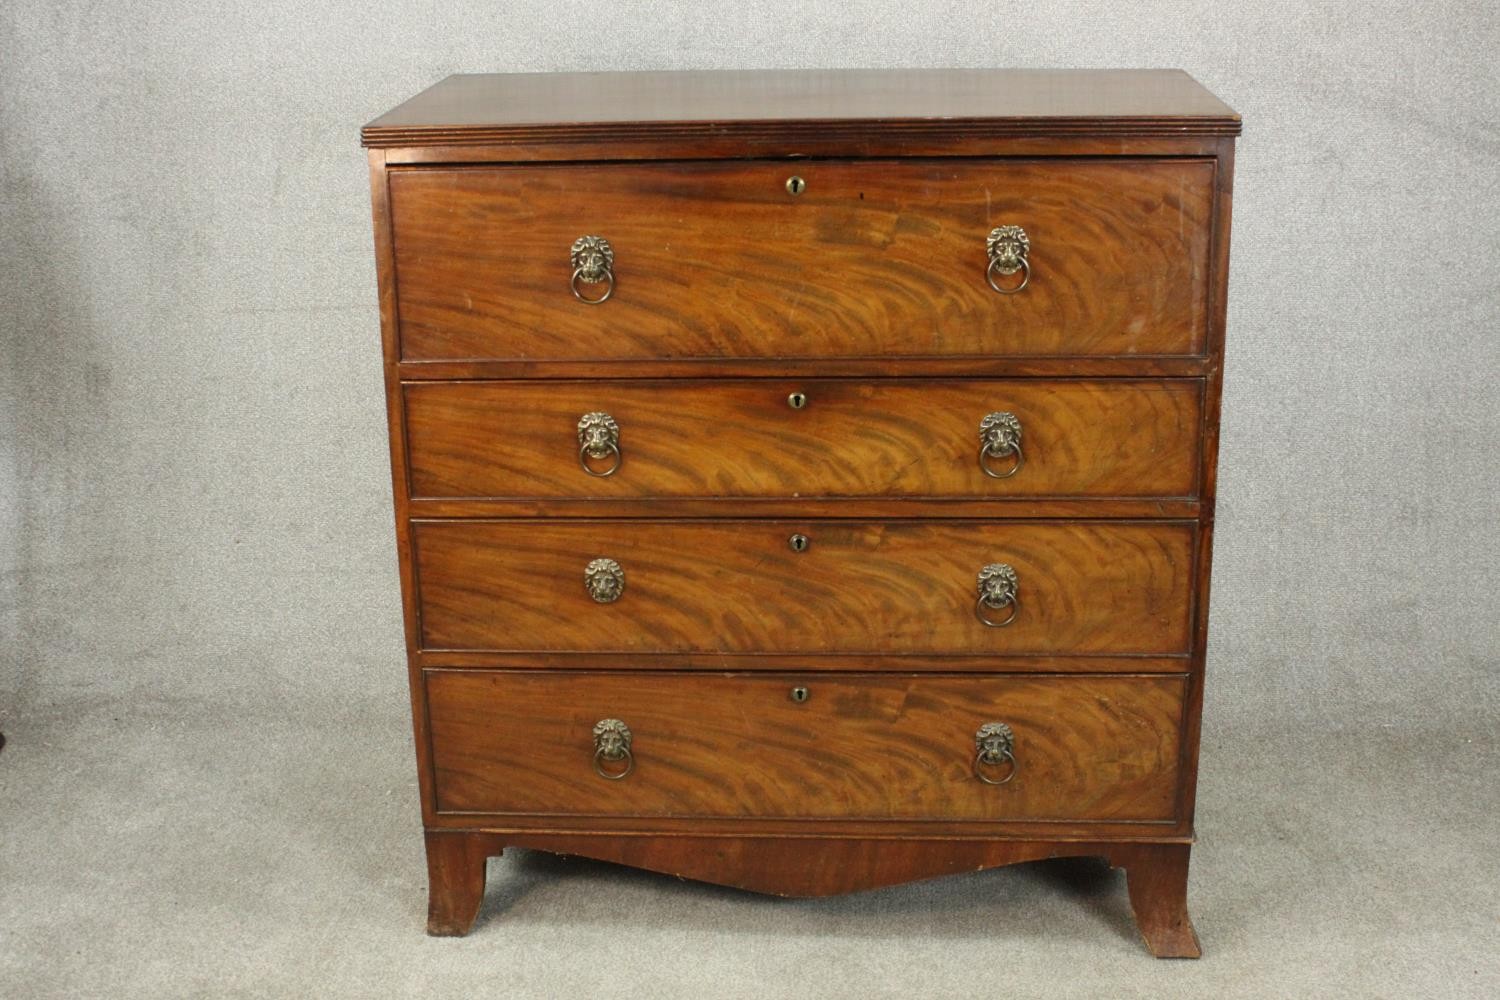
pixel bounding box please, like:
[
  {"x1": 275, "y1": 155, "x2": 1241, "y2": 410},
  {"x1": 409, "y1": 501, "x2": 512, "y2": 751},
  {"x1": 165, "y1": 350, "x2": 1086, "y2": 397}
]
[
  {"x1": 396, "y1": 356, "x2": 1215, "y2": 380},
  {"x1": 1176, "y1": 137, "x2": 1236, "y2": 832},
  {"x1": 414, "y1": 652, "x2": 1190, "y2": 675},
  {"x1": 382, "y1": 135, "x2": 1227, "y2": 166},
  {"x1": 418, "y1": 809, "x2": 1185, "y2": 842},
  {"x1": 420, "y1": 831, "x2": 1197, "y2": 941},
  {"x1": 389, "y1": 158, "x2": 1214, "y2": 361},
  {"x1": 427, "y1": 671, "x2": 1184, "y2": 822},
  {"x1": 370, "y1": 148, "x2": 446, "y2": 834},
  {"x1": 413, "y1": 519, "x2": 1195, "y2": 655},
  {"x1": 362, "y1": 69, "x2": 1240, "y2": 148},
  {"x1": 406, "y1": 497, "x2": 1202, "y2": 521},
  {"x1": 403, "y1": 378, "x2": 1203, "y2": 501},
  {"x1": 364, "y1": 69, "x2": 1239, "y2": 951},
  {"x1": 1124, "y1": 842, "x2": 1201, "y2": 957},
  {"x1": 424, "y1": 830, "x2": 498, "y2": 936},
  {"x1": 470, "y1": 834, "x2": 1131, "y2": 898}
]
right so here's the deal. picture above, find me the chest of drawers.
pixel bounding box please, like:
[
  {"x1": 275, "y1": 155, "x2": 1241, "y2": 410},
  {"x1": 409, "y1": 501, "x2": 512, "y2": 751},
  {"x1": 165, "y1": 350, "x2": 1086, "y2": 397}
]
[{"x1": 362, "y1": 69, "x2": 1238, "y2": 956}]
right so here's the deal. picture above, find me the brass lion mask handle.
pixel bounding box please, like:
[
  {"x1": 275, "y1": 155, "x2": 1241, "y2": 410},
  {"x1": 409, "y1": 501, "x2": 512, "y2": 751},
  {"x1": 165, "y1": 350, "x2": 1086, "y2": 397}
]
[
  {"x1": 577, "y1": 411, "x2": 622, "y2": 477},
  {"x1": 570, "y1": 235, "x2": 615, "y2": 304},
  {"x1": 584, "y1": 558, "x2": 625, "y2": 603},
  {"x1": 592, "y1": 718, "x2": 634, "y2": 780},
  {"x1": 973, "y1": 722, "x2": 1018, "y2": 785},
  {"x1": 978, "y1": 411, "x2": 1024, "y2": 479},
  {"x1": 985, "y1": 225, "x2": 1031, "y2": 294},
  {"x1": 976, "y1": 562, "x2": 1019, "y2": 628}
]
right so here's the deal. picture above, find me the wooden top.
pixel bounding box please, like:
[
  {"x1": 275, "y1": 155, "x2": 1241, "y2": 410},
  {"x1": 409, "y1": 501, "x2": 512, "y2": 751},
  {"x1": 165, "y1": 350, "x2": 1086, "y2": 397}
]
[{"x1": 362, "y1": 69, "x2": 1240, "y2": 147}]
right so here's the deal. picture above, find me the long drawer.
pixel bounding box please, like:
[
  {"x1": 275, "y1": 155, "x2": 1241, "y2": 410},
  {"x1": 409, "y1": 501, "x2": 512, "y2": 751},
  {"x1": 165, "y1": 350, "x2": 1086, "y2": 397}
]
[
  {"x1": 412, "y1": 519, "x2": 1195, "y2": 655},
  {"x1": 426, "y1": 670, "x2": 1185, "y2": 822},
  {"x1": 404, "y1": 378, "x2": 1203, "y2": 500},
  {"x1": 388, "y1": 158, "x2": 1215, "y2": 361}
]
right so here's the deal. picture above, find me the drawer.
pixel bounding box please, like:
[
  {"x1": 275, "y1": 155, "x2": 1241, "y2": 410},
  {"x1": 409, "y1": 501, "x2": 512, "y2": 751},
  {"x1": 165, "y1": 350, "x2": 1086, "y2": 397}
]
[
  {"x1": 404, "y1": 378, "x2": 1203, "y2": 500},
  {"x1": 426, "y1": 670, "x2": 1185, "y2": 822},
  {"x1": 388, "y1": 158, "x2": 1214, "y2": 362},
  {"x1": 413, "y1": 519, "x2": 1194, "y2": 655}
]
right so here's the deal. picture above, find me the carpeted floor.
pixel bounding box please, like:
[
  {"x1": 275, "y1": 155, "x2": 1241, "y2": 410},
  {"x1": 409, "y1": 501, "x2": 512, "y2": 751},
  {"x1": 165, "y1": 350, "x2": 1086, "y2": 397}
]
[{"x1": 2, "y1": 695, "x2": 1494, "y2": 999}]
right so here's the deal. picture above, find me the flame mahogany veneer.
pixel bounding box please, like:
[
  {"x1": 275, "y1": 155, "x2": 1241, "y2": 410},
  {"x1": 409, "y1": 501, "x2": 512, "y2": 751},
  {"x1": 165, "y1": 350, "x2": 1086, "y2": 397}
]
[{"x1": 363, "y1": 69, "x2": 1238, "y2": 957}]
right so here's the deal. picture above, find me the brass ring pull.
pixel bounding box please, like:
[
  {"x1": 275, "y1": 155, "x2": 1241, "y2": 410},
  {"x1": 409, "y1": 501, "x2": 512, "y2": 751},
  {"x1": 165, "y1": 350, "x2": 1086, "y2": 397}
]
[
  {"x1": 978, "y1": 411, "x2": 1024, "y2": 479},
  {"x1": 571, "y1": 267, "x2": 615, "y2": 304},
  {"x1": 975, "y1": 596, "x2": 1020, "y2": 628},
  {"x1": 592, "y1": 719, "x2": 634, "y2": 780},
  {"x1": 593, "y1": 746, "x2": 633, "y2": 779},
  {"x1": 985, "y1": 225, "x2": 1031, "y2": 294},
  {"x1": 577, "y1": 412, "x2": 622, "y2": 477},
  {"x1": 570, "y1": 235, "x2": 615, "y2": 305},
  {"x1": 973, "y1": 722, "x2": 1018, "y2": 785},
  {"x1": 578, "y1": 440, "x2": 621, "y2": 476},
  {"x1": 985, "y1": 256, "x2": 1030, "y2": 294},
  {"x1": 976, "y1": 562, "x2": 1020, "y2": 628}
]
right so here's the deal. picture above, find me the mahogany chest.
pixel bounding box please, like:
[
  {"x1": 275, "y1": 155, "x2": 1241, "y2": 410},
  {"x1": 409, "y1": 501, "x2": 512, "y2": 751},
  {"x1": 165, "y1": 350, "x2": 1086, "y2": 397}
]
[{"x1": 362, "y1": 69, "x2": 1239, "y2": 956}]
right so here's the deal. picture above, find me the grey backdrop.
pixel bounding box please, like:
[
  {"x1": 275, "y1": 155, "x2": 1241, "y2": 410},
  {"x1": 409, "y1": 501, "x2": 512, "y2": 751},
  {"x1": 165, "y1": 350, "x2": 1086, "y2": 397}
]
[{"x1": 2, "y1": 2, "x2": 1497, "y2": 998}]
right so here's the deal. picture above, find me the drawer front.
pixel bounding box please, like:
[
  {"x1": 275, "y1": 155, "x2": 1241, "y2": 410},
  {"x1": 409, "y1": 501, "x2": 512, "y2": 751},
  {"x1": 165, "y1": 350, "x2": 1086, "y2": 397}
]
[
  {"x1": 389, "y1": 158, "x2": 1214, "y2": 362},
  {"x1": 404, "y1": 378, "x2": 1202, "y2": 500},
  {"x1": 413, "y1": 519, "x2": 1194, "y2": 655},
  {"x1": 427, "y1": 671, "x2": 1185, "y2": 822}
]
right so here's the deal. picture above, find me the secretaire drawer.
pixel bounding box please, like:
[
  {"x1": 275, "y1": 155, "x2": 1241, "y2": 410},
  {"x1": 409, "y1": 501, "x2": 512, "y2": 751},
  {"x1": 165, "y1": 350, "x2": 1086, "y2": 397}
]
[
  {"x1": 426, "y1": 670, "x2": 1185, "y2": 822},
  {"x1": 403, "y1": 378, "x2": 1203, "y2": 500},
  {"x1": 388, "y1": 158, "x2": 1214, "y2": 362},
  {"x1": 412, "y1": 519, "x2": 1195, "y2": 655}
]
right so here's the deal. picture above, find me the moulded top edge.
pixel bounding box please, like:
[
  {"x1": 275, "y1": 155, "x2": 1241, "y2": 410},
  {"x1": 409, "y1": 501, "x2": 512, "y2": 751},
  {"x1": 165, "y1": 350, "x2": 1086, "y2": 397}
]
[{"x1": 361, "y1": 69, "x2": 1242, "y2": 147}]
